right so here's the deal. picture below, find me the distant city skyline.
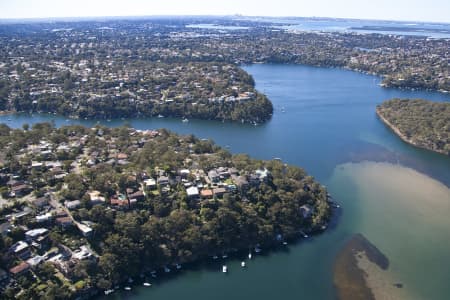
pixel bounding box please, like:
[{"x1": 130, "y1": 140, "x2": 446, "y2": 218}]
[{"x1": 0, "y1": 0, "x2": 449, "y2": 23}]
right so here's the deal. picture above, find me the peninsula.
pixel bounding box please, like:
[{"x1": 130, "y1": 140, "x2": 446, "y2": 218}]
[
  {"x1": 0, "y1": 123, "x2": 331, "y2": 298},
  {"x1": 376, "y1": 98, "x2": 450, "y2": 156}
]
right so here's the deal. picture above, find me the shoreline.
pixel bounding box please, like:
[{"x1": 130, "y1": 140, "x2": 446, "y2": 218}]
[
  {"x1": 0, "y1": 110, "x2": 14, "y2": 116},
  {"x1": 375, "y1": 108, "x2": 447, "y2": 156}
]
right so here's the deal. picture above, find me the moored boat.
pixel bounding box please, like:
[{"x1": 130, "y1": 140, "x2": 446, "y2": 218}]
[{"x1": 104, "y1": 289, "x2": 115, "y2": 295}]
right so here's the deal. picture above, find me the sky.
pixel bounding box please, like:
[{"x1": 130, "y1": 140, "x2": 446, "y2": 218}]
[{"x1": 0, "y1": 0, "x2": 449, "y2": 23}]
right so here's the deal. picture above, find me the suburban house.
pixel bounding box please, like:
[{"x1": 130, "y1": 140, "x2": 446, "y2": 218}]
[
  {"x1": 56, "y1": 216, "x2": 74, "y2": 228},
  {"x1": 200, "y1": 189, "x2": 213, "y2": 199},
  {"x1": 186, "y1": 186, "x2": 199, "y2": 199},
  {"x1": 9, "y1": 262, "x2": 30, "y2": 277},
  {"x1": 9, "y1": 241, "x2": 31, "y2": 260},
  {"x1": 300, "y1": 204, "x2": 314, "y2": 219},
  {"x1": 65, "y1": 200, "x2": 81, "y2": 210},
  {"x1": 88, "y1": 191, "x2": 106, "y2": 205}
]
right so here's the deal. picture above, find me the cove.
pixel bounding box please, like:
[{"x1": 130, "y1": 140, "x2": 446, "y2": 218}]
[{"x1": 1, "y1": 64, "x2": 449, "y2": 299}]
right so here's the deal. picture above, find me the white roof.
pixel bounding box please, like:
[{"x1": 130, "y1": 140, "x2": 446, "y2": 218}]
[
  {"x1": 76, "y1": 223, "x2": 93, "y2": 233},
  {"x1": 25, "y1": 228, "x2": 48, "y2": 238},
  {"x1": 26, "y1": 255, "x2": 45, "y2": 266},
  {"x1": 186, "y1": 186, "x2": 199, "y2": 196},
  {"x1": 144, "y1": 178, "x2": 156, "y2": 186},
  {"x1": 72, "y1": 245, "x2": 93, "y2": 260},
  {"x1": 65, "y1": 200, "x2": 81, "y2": 208},
  {"x1": 11, "y1": 241, "x2": 29, "y2": 253},
  {"x1": 36, "y1": 212, "x2": 52, "y2": 222}
]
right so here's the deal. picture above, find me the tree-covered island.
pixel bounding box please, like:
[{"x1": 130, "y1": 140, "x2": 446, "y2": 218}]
[
  {"x1": 0, "y1": 123, "x2": 331, "y2": 299},
  {"x1": 376, "y1": 98, "x2": 450, "y2": 155}
]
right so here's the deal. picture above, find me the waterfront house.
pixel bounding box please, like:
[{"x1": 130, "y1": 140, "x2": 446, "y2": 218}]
[{"x1": 300, "y1": 204, "x2": 314, "y2": 219}]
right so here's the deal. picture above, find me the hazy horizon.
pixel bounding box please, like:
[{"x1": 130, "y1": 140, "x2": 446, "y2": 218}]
[
  {"x1": 0, "y1": 0, "x2": 449, "y2": 23},
  {"x1": 0, "y1": 14, "x2": 449, "y2": 25}
]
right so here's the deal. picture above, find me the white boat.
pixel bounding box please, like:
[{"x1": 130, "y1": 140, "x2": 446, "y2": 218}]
[
  {"x1": 254, "y1": 246, "x2": 261, "y2": 253},
  {"x1": 222, "y1": 254, "x2": 228, "y2": 259},
  {"x1": 222, "y1": 265, "x2": 227, "y2": 273},
  {"x1": 150, "y1": 271, "x2": 157, "y2": 278},
  {"x1": 248, "y1": 252, "x2": 252, "y2": 259},
  {"x1": 176, "y1": 264, "x2": 182, "y2": 270},
  {"x1": 241, "y1": 261, "x2": 246, "y2": 268},
  {"x1": 212, "y1": 255, "x2": 218, "y2": 260},
  {"x1": 157, "y1": 114, "x2": 164, "y2": 118},
  {"x1": 164, "y1": 266, "x2": 171, "y2": 273},
  {"x1": 283, "y1": 241, "x2": 288, "y2": 245},
  {"x1": 182, "y1": 118, "x2": 189, "y2": 123},
  {"x1": 124, "y1": 286, "x2": 131, "y2": 291},
  {"x1": 104, "y1": 289, "x2": 115, "y2": 295},
  {"x1": 143, "y1": 282, "x2": 152, "y2": 287}
]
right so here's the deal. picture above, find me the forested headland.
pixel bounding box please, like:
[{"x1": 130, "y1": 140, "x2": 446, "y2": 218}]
[
  {"x1": 0, "y1": 123, "x2": 330, "y2": 298},
  {"x1": 376, "y1": 98, "x2": 450, "y2": 155}
]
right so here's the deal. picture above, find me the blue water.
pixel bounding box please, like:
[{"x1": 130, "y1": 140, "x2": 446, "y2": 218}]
[
  {"x1": 270, "y1": 18, "x2": 450, "y2": 38},
  {"x1": 1, "y1": 65, "x2": 449, "y2": 299}
]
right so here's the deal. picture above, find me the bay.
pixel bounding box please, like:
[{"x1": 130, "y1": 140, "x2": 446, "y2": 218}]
[{"x1": 1, "y1": 64, "x2": 449, "y2": 299}]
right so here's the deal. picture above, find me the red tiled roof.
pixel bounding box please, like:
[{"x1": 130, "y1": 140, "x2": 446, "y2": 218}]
[
  {"x1": 10, "y1": 262, "x2": 30, "y2": 274},
  {"x1": 56, "y1": 217, "x2": 73, "y2": 224},
  {"x1": 200, "y1": 189, "x2": 213, "y2": 197}
]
